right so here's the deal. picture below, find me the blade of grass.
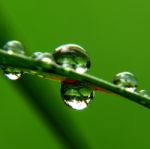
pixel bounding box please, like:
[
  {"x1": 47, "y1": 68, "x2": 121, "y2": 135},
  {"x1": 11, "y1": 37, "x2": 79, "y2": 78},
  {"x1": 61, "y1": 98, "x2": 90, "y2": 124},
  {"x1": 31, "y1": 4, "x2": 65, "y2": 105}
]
[{"x1": 0, "y1": 50, "x2": 150, "y2": 109}]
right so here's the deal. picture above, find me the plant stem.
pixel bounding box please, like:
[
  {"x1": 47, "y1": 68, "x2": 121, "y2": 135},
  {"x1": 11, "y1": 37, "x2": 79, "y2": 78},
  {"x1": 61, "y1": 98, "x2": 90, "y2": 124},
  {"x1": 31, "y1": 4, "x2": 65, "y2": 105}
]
[{"x1": 0, "y1": 49, "x2": 150, "y2": 109}]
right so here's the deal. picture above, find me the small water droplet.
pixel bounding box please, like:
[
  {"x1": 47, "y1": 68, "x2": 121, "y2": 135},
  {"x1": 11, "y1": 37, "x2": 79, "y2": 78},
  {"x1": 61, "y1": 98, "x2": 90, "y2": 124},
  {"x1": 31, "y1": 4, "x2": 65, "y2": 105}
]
[
  {"x1": 3, "y1": 40, "x2": 25, "y2": 80},
  {"x1": 3, "y1": 40, "x2": 24, "y2": 55},
  {"x1": 61, "y1": 81, "x2": 94, "y2": 110},
  {"x1": 52, "y1": 44, "x2": 90, "y2": 73},
  {"x1": 139, "y1": 90, "x2": 149, "y2": 97},
  {"x1": 113, "y1": 72, "x2": 138, "y2": 92},
  {"x1": 32, "y1": 52, "x2": 53, "y2": 64},
  {"x1": 4, "y1": 68, "x2": 22, "y2": 80}
]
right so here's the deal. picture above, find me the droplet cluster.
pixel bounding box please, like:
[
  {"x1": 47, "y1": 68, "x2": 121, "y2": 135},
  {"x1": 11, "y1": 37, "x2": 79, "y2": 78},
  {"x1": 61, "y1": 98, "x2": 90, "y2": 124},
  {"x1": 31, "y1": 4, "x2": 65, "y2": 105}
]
[
  {"x1": 52, "y1": 44, "x2": 94, "y2": 110},
  {"x1": 1, "y1": 40, "x2": 149, "y2": 110},
  {"x1": 1, "y1": 41, "x2": 94, "y2": 110}
]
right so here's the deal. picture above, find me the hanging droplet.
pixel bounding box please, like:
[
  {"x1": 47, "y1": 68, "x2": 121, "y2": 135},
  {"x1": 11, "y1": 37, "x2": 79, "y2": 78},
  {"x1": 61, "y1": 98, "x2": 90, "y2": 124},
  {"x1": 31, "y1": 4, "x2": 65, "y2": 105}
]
[
  {"x1": 31, "y1": 52, "x2": 53, "y2": 64},
  {"x1": 4, "y1": 68, "x2": 22, "y2": 80},
  {"x1": 139, "y1": 90, "x2": 149, "y2": 97},
  {"x1": 113, "y1": 72, "x2": 138, "y2": 92},
  {"x1": 3, "y1": 40, "x2": 25, "y2": 80},
  {"x1": 3, "y1": 40, "x2": 24, "y2": 55},
  {"x1": 61, "y1": 81, "x2": 95, "y2": 110},
  {"x1": 52, "y1": 44, "x2": 90, "y2": 73}
]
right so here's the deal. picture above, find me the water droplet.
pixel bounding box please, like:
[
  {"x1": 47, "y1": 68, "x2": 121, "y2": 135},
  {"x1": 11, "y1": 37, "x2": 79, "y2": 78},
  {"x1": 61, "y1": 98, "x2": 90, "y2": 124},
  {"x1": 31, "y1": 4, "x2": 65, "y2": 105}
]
[
  {"x1": 139, "y1": 90, "x2": 149, "y2": 97},
  {"x1": 113, "y1": 72, "x2": 138, "y2": 92},
  {"x1": 52, "y1": 44, "x2": 90, "y2": 73},
  {"x1": 3, "y1": 40, "x2": 25, "y2": 80},
  {"x1": 31, "y1": 52, "x2": 53, "y2": 64},
  {"x1": 3, "y1": 40, "x2": 24, "y2": 55},
  {"x1": 61, "y1": 81, "x2": 94, "y2": 110},
  {"x1": 4, "y1": 68, "x2": 22, "y2": 80}
]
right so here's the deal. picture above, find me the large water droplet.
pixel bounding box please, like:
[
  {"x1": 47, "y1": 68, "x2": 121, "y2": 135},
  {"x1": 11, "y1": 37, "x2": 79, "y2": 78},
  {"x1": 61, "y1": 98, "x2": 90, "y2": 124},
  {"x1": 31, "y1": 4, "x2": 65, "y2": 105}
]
[
  {"x1": 139, "y1": 90, "x2": 149, "y2": 97},
  {"x1": 3, "y1": 40, "x2": 24, "y2": 55},
  {"x1": 61, "y1": 81, "x2": 94, "y2": 110},
  {"x1": 52, "y1": 44, "x2": 90, "y2": 73},
  {"x1": 113, "y1": 72, "x2": 138, "y2": 92},
  {"x1": 31, "y1": 52, "x2": 53, "y2": 64},
  {"x1": 3, "y1": 40, "x2": 25, "y2": 80}
]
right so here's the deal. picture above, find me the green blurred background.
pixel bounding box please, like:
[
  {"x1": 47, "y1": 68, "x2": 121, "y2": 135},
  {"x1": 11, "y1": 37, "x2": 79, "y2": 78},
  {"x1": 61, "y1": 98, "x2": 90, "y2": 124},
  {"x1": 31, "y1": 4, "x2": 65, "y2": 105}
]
[{"x1": 0, "y1": 0, "x2": 150, "y2": 148}]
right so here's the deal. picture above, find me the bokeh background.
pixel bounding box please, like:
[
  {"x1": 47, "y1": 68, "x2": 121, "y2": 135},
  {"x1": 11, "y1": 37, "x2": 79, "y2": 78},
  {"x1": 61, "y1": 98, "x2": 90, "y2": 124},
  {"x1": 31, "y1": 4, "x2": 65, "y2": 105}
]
[{"x1": 0, "y1": 0, "x2": 150, "y2": 149}]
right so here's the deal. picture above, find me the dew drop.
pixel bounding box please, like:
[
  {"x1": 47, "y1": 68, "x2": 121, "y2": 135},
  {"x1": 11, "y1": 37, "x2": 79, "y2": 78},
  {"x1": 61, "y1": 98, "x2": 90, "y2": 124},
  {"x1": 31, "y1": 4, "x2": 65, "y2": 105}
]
[
  {"x1": 52, "y1": 44, "x2": 90, "y2": 73},
  {"x1": 3, "y1": 40, "x2": 24, "y2": 55},
  {"x1": 61, "y1": 81, "x2": 95, "y2": 110},
  {"x1": 113, "y1": 72, "x2": 138, "y2": 92},
  {"x1": 3, "y1": 40, "x2": 25, "y2": 80},
  {"x1": 31, "y1": 52, "x2": 53, "y2": 64},
  {"x1": 139, "y1": 90, "x2": 149, "y2": 97},
  {"x1": 4, "y1": 68, "x2": 22, "y2": 80}
]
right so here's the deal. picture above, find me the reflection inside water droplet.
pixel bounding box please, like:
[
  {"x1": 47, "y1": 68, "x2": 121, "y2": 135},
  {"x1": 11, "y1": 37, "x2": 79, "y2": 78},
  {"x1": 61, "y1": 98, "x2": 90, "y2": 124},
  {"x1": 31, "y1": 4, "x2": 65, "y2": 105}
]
[{"x1": 4, "y1": 73, "x2": 21, "y2": 80}]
